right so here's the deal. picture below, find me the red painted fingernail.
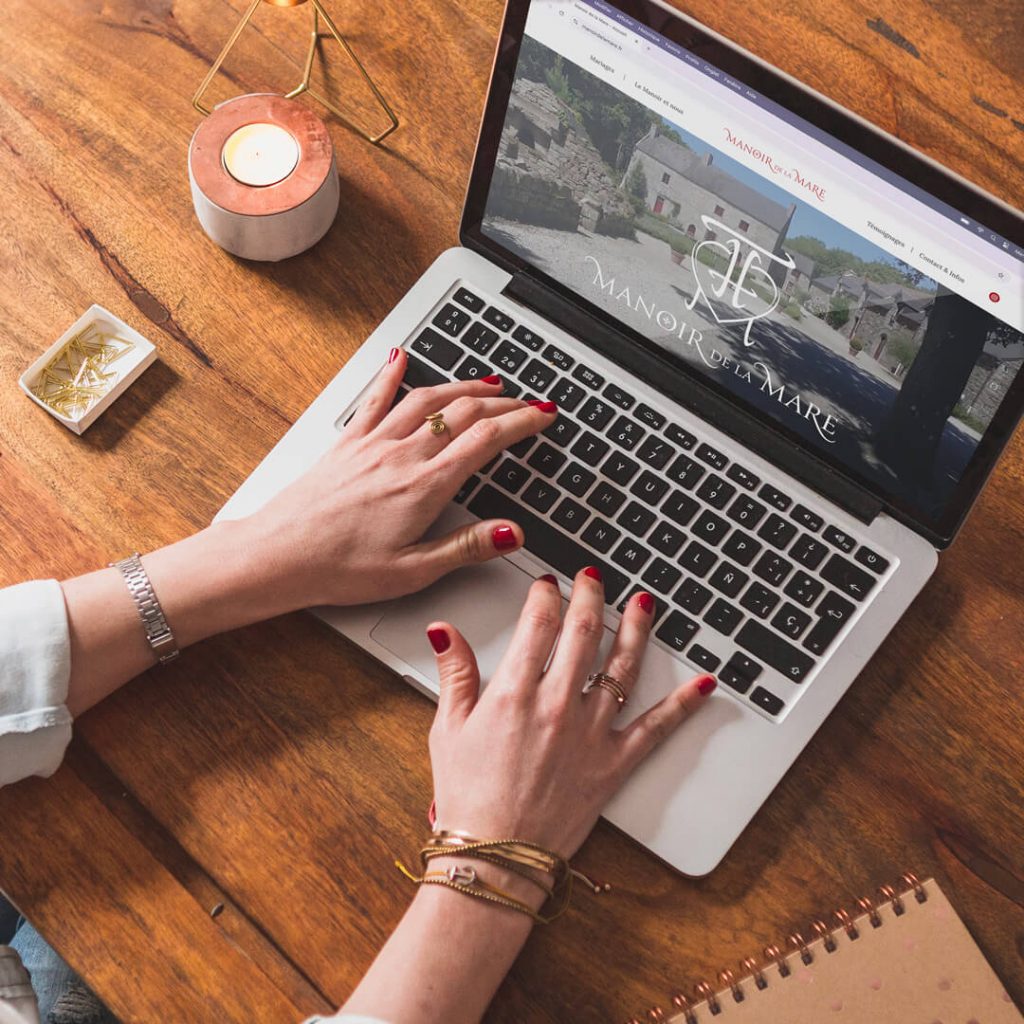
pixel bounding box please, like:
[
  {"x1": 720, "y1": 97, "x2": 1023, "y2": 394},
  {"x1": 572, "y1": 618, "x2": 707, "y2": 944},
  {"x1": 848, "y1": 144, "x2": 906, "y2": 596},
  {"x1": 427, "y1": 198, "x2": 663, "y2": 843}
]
[
  {"x1": 492, "y1": 525, "x2": 518, "y2": 551},
  {"x1": 584, "y1": 565, "x2": 602, "y2": 582},
  {"x1": 698, "y1": 675, "x2": 717, "y2": 696},
  {"x1": 427, "y1": 628, "x2": 450, "y2": 654},
  {"x1": 539, "y1": 573, "x2": 558, "y2": 585},
  {"x1": 637, "y1": 592, "x2": 655, "y2": 614},
  {"x1": 388, "y1": 346, "x2": 401, "y2": 363},
  {"x1": 482, "y1": 374, "x2": 501, "y2": 385},
  {"x1": 527, "y1": 399, "x2": 557, "y2": 413},
  {"x1": 427, "y1": 798, "x2": 437, "y2": 828}
]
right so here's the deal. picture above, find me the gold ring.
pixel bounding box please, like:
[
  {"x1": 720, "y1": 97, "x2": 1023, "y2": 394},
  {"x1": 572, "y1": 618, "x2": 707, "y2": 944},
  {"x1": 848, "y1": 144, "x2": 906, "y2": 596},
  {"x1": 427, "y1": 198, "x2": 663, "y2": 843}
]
[
  {"x1": 583, "y1": 671, "x2": 628, "y2": 710},
  {"x1": 425, "y1": 411, "x2": 450, "y2": 437}
]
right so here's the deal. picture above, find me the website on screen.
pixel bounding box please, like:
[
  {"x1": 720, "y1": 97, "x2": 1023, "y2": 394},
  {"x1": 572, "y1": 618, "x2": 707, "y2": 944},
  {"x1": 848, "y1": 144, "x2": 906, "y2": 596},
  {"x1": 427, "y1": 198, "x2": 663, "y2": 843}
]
[{"x1": 482, "y1": 0, "x2": 1024, "y2": 519}]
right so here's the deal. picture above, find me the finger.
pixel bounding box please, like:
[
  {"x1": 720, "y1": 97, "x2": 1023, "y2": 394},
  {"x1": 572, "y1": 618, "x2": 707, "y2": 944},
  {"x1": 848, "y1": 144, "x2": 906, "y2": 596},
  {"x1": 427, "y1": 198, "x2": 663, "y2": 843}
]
[
  {"x1": 489, "y1": 574, "x2": 563, "y2": 690},
  {"x1": 408, "y1": 519, "x2": 525, "y2": 583},
  {"x1": 434, "y1": 400, "x2": 558, "y2": 478},
  {"x1": 378, "y1": 375, "x2": 505, "y2": 438},
  {"x1": 615, "y1": 673, "x2": 717, "y2": 773},
  {"x1": 589, "y1": 591, "x2": 656, "y2": 728},
  {"x1": 427, "y1": 621, "x2": 481, "y2": 727},
  {"x1": 344, "y1": 347, "x2": 407, "y2": 438},
  {"x1": 416, "y1": 396, "x2": 527, "y2": 453},
  {"x1": 541, "y1": 566, "x2": 606, "y2": 704}
]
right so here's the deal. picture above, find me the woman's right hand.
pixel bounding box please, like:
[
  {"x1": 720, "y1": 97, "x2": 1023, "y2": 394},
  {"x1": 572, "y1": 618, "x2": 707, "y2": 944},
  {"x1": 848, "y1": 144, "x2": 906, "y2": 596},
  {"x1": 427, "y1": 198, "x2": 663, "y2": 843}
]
[{"x1": 426, "y1": 568, "x2": 717, "y2": 861}]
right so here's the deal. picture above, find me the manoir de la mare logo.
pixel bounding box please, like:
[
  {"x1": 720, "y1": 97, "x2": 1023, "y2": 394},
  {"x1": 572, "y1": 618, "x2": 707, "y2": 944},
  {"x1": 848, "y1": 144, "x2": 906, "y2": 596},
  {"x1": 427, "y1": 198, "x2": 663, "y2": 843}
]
[{"x1": 584, "y1": 231, "x2": 841, "y2": 445}]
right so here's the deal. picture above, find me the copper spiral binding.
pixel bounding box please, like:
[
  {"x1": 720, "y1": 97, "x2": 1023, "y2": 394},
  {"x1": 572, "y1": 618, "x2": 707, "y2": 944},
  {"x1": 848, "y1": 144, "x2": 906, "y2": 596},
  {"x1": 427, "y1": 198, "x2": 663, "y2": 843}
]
[
  {"x1": 856, "y1": 894, "x2": 882, "y2": 928},
  {"x1": 811, "y1": 918, "x2": 837, "y2": 952},
  {"x1": 694, "y1": 981, "x2": 720, "y2": 1015},
  {"x1": 879, "y1": 882, "x2": 905, "y2": 915},
  {"x1": 902, "y1": 871, "x2": 928, "y2": 903},
  {"x1": 763, "y1": 942, "x2": 791, "y2": 977},
  {"x1": 834, "y1": 905, "x2": 859, "y2": 939},
  {"x1": 718, "y1": 969, "x2": 744, "y2": 1003},
  {"x1": 741, "y1": 956, "x2": 767, "y2": 990},
  {"x1": 788, "y1": 931, "x2": 813, "y2": 965},
  {"x1": 670, "y1": 991, "x2": 698, "y2": 1024}
]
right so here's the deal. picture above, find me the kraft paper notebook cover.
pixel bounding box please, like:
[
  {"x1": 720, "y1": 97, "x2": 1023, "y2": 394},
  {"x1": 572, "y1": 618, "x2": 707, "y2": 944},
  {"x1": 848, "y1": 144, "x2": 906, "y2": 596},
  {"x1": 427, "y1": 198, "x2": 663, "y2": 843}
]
[{"x1": 629, "y1": 875, "x2": 1023, "y2": 1024}]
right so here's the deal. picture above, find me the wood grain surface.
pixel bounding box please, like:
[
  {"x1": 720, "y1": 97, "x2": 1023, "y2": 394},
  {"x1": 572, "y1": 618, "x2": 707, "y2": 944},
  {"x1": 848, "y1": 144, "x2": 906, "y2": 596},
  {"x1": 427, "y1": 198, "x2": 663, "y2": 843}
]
[{"x1": 0, "y1": 0, "x2": 1021, "y2": 1021}]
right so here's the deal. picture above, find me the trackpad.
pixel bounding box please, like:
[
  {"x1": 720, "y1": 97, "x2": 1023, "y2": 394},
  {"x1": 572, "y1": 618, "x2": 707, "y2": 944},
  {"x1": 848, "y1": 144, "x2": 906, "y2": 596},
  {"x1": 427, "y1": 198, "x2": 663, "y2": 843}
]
[{"x1": 370, "y1": 559, "x2": 615, "y2": 696}]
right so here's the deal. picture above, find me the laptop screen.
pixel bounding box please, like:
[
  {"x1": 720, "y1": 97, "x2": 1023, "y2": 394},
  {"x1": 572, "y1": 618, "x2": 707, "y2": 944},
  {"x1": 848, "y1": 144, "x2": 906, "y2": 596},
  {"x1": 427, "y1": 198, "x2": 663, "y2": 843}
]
[{"x1": 472, "y1": 0, "x2": 1024, "y2": 542}]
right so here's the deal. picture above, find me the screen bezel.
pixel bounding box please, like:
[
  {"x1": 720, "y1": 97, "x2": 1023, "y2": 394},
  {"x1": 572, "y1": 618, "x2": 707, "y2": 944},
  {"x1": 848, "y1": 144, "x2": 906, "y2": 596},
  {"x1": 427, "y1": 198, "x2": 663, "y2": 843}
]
[{"x1": 460, "y1": 0, "x2": 1024, "y2": 548}]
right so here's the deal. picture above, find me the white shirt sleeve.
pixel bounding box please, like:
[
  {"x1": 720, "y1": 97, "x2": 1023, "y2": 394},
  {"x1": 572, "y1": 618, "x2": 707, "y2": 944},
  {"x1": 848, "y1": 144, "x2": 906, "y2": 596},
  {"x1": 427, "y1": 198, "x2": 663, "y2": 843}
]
[{"x1": 0, "y1": 579, "x2": 73, "y2": 789}]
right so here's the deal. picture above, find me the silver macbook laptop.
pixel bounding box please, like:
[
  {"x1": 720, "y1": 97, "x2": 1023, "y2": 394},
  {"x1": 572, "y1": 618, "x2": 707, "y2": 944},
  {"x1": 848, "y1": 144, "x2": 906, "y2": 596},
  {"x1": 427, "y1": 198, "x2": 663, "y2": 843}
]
[{"x1": 217, "y1": 0, "x2": 1024, "y2": 874}]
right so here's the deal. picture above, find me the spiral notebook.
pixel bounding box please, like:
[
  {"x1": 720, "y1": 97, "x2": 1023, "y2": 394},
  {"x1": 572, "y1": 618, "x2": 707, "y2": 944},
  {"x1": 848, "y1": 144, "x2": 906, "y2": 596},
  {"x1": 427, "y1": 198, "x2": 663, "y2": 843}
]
[{"x1": 629, "y1": 875, "x2": 1022, "y2": 1023}]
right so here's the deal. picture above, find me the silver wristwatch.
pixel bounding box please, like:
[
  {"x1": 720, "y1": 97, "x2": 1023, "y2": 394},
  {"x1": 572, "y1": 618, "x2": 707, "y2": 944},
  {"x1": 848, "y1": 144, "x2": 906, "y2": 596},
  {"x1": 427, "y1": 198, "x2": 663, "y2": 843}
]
[{"x1": 110, "y1": 553, "x2": 180, "y2": 664}]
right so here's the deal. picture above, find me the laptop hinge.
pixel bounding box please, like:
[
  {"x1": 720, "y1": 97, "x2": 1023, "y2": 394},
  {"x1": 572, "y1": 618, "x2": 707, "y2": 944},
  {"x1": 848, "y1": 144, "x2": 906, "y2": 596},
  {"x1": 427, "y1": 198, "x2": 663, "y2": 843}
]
[{"x1": 503, "y1": 272, "x2": 884, "y2": 526}]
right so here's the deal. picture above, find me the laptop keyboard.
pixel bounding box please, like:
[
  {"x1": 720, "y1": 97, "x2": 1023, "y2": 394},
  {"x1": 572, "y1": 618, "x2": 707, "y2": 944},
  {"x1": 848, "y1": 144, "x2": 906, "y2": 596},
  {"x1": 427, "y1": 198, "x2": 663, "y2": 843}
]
[{"x1": 355, "y1": 283, "x2": 895, "y2": 722}]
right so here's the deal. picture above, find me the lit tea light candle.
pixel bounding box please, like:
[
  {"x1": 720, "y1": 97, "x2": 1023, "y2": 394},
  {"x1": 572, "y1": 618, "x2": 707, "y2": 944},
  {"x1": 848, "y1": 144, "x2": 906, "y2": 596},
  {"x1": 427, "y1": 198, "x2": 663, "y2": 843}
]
[{"x1": 221, "y1": 122, "x2": 300, "y2": 187}]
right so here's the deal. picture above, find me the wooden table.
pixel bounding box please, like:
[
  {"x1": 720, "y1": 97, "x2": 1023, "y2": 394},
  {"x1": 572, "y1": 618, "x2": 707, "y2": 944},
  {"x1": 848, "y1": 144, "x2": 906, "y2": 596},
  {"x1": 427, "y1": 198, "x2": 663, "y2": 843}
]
[{"x1": 1, "y1": 0, "x2": 1022, "y2": 1020}]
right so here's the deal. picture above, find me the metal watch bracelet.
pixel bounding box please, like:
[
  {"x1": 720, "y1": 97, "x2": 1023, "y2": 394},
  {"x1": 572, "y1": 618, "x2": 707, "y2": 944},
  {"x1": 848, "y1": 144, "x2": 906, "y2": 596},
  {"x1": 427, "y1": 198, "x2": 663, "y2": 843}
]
[{"x1": 109, "y1": 552, "x2": 180, "y2": 665}]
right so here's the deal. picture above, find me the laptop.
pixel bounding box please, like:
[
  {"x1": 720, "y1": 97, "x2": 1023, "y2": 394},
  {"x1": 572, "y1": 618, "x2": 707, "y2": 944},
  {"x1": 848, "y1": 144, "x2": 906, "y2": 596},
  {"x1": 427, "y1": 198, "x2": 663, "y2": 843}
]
[{"x1": 217, "y1": 0, "x2": 1024, "y2": 874}]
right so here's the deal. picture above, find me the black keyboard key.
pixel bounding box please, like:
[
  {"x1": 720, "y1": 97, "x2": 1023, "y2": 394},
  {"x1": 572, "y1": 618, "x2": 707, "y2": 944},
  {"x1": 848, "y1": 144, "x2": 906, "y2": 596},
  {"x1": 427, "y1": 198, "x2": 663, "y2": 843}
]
[
  {"x1": 508, "y1": 436, "x2": 534, "y2": 459},
  {"x1": 603, "y1": 383, "x2": 635, "y2": 409},
  {"x1": 854, "y1": 546, "x2": 890, "y2": 574},
  {"x1": 667, "y1": 454, "x2": 705, "y2": 490},
  {"x1": 522, "y1": 479, "x2": 560, "y2": 514},
  {"x1": 679, "y1": 540, "x2": 718, "y2": 578},
  {"x1": 432, "y1": 303, "x2": 471, "y2": 337},
  {"x1": 463, "y1": 321, "x2": 499, "y2": 355},
  {"x1": 752, "y1": 551, "x2": 793, "y2": 587},
  {"x1": 512, "y1": 325, "x2": 544, "y2": 351},
  {"x1": 727, "y1": 495, "x2": 767, "y2": 529},
  {"x1": 821, "y1": 554, "x2": 877, "y2": 601},
  {"x1": 750, "y1": 687, "x2": 784, "y2": 716},
  {"x1": 482, "y1": 306, "x2": 514, "y2": 332},
  {"x1": 412, "y1": 327, "x2": 461, "y2": 370},
  {"x1": 635, "y1": 403, "x2": 665, "y2": 430},
  {"x1": 558, "y1": 463, "x2": 596, "y2": 498},
  {"x1": 539, "y1": 343, "x2": 572, "y2": 371},
  {"x1": 823, "y1": 525, "x2": 857, "y2": 553},
  {"x1": 454, "y1": 474, "x2": 481, "y2": 504},
  {"x1": 816, "y1": 590, "x2": 856, "y2": 624},
  {"x1": 468, "y1": 486, "x2": 628, "y2": 602},
  {"x1": 790, "y1": 534, "x2": 828, "y2": 570},
  {"x1": 579, "y1": 397, "x2": 615, "y2": 430},
  {"x1": 663, "y1": 491, "x2": 699, "y2": 528},
  {"x1": 551, "y1": 497, "x2": 589, "y2": 534},
  {"x1": 527, "y1": 442, "x2": 566, "y2": 478},
  {"x1": 665, "y1": 423, "x2": 697, "y2": 449},
  {"x1": 803, "y1": 592, "x2": 855, "y2": 654},
  {"x1": 401, "y1": 350, "x2": 446, "y2": 385},
  {"x1": 696, "y1": 474, "x2": 736, "y2": 510},
  {"x1": 784, "y1": 571, "x2": 824, "y2": 608},
  {"x1": 572, "y1": 364, "x2": 604, "y2": 390},
  {"x1": 492, "y1": 459, "x2": 530, "y2": 494},
  {"x1": 722, "y1": 529, "x2": 762, "y2": 567},
  {"x1": 739, "y1": 581, "x2": 779, "y2": 619},
  {"x1": 571, "y1": 432, "x2": 611, "y2": 467},
  {"x1": 642, "y1": 558, "x2": 682, "y2": 595},
  {"x1": 617, "y1": 500, "x2": 656, "y2": 538},
  {"x1": 452, "y1": 287, "x2": 484, "y2": 313},
  {"x1": 611, "y1": 538, "x2": 652, "y2": 574},
  {"x1": 704, "y1": 598, "x2": 743, "y2": 636},
  {"x1": 758, "y1": 483, "x2": 792, "y2": 511},
  {"x1": 708, "y1": 562, "x2": 748, "y2": 599},
  {"x1": 720, "y1": 652, "x2": 762, "y2": 694},
  {"x1": 580, "y1": 517, "x2": 620, "y2": 554},
  {"x1": 656, "y1": 610, "x2": 699, "y2": 652},
  {"x1": 735, "y1": 620, "x2": 815, "y2": 682},
  {"x1": 636, "y1": 435, "x2": 675, "y2": 471},
  {"x1": 602, "y1": 453, "x2": 640, "y2": 486},
  {"x1": 608, "y1": 415, "x2": 645, "y2": 451},
  {"x1": 688, "y1": 644, "x2": 720, "y2": 672},
  {"x1": 771, "y1": 602, "x2": 811, "y2": 639},
  {"x1": 501, "y1": 380, "x2": 523, "y2": 399},
  {"x1": 520, "y1": 358, "x2": 557, "y2": 393},
  {"x1": 650, "y1": 523, "x2": 687, "y2": 558},
  {"x1": 726, "y1": 464, "x2": 759, "y2": 490},
  {"x1": 549, "y1": 378, "x2": 586, "y2": 412},
  {"x1": 692, "y1": 509, "x2": 730, "y2": 546},
  {"x1": 543, "y1": 417, "x2": 581, "y2": 448},
  {"x1": 587, "y1": 481, "x2": 626, "y2": 517},
  {"x1": 676, "y1": 578, "x2": 713, "y2": 614},
  {"x1": 630, "y1": 470, "x2": 669, "y2": 505},
  {"x1": 695, "y1": 442, "x2": 728, "y2": 470},
  {"x1": 455, "y1": 355, "x2": 492, "y2": 381},
  {"x1": 721, "y1": 666, "x2": 754, "y2": 694},
  {"x1": 492, "y1": 341, "x2": 528, "y2": 374},
  {"x1": 758, "y1": 513, "x2": 797, "y2": 550},
  {"x1": 791, "y1": 504, "x2": 823, "y2": 532}
]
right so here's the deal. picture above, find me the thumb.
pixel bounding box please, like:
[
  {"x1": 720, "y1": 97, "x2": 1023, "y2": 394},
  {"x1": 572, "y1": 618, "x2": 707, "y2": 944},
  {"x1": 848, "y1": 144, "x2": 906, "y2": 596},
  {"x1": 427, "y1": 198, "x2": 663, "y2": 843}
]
[
  {"x1": 412, "y1": 519, "x2": 524, "y2": 582},
  {"x1": 426, "y1": 621, "x2": 481, "y2": 726}
]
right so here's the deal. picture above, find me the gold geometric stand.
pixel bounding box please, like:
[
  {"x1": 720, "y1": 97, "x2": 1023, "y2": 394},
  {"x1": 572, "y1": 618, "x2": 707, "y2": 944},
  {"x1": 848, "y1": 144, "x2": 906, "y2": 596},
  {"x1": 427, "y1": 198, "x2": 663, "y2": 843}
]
[{"x1": 192, "y1": 0, "x2": 399, "y2": 145}]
